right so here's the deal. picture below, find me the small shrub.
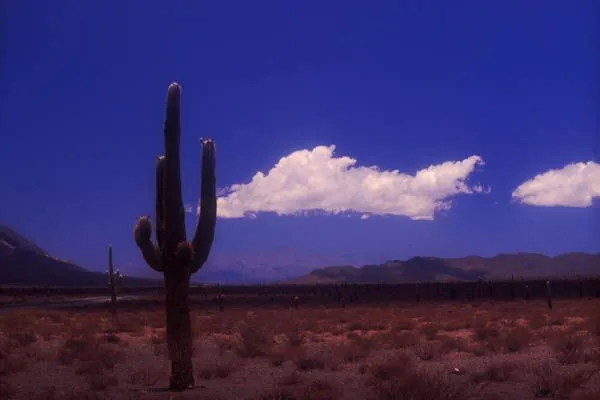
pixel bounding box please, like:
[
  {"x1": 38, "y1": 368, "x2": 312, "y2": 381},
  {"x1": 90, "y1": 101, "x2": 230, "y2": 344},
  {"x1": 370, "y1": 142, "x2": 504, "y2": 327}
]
[
  {"x1": 504, "y1": 326, "x2": 532, "y2": 352},
  {"x1": 471, "y1": 362, "x2": 517, "y2": 383},
  {"x1": 420, "y1": 323, "x2": 440, "y2": 340},
  {"x1": 550, "y1": 334, "x2": 585, "y2": 365},
  {"x1": 235, "y1": 325, "x2": 269, "y2": 358}
]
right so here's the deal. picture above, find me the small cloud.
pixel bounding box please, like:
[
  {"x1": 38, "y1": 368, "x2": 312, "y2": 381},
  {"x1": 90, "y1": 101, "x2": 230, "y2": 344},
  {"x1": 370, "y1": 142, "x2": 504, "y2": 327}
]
[
  {"x1": 512, "y1": 161, "x2": 600, "y2": 207},
  {"x1": 472, "y1": 184, "x2": 491, "y2": 194},
  {"x1": 214, "y1": 145, "x2": 487, "y2": 220}
]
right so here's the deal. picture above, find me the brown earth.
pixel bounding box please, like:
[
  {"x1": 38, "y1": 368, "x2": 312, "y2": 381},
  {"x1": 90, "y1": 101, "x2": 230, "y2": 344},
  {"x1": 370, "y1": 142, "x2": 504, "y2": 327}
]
[{"x1": 1, "y1": 299, "x2": 600, "y2": 400}]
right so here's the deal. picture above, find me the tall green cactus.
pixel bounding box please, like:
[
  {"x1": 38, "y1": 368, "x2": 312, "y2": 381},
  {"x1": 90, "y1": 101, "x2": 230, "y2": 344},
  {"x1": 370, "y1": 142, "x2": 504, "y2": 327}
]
[{"x1": 133, "y1": 82, "x2": 217, "y2": 391}]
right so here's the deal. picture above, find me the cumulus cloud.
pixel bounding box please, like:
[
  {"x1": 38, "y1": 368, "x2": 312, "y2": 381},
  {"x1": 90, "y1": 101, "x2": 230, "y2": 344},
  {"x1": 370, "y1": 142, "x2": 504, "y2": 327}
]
[
  {"x1": 203, "y1": 145, "x2": 487, "y2": 221},
  {"x1": 512, "y1": 161, "x2": 600, "y2": 207}
]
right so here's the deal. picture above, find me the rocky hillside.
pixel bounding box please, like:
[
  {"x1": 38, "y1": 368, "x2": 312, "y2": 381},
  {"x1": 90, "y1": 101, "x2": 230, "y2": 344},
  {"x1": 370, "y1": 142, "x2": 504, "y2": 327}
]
[
  {"x1": 0, "y1": 225, "x2": 158, "y2": 287},
  {"x1": 289, "y1": 253, "x2": 600, "y2": 284}
]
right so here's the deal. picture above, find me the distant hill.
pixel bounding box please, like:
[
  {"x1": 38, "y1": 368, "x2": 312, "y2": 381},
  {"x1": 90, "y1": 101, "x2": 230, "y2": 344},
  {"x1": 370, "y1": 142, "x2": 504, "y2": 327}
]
[
  {"x1": 0, "y1": 225, "x2": 159, "y2": 287},
  {"x1": 288, "y1": 253, "x2": 600, "y2": 284}
]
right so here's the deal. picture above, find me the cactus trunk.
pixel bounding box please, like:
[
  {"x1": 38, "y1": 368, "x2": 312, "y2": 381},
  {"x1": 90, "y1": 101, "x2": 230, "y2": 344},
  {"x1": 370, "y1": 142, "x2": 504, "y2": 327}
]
[{"x1": 133, "y1": 82, "x2": 217, "y2": 391}]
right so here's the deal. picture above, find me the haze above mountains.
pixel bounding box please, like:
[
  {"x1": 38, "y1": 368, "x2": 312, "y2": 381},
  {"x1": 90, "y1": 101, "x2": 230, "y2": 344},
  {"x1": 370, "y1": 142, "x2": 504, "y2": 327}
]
[{"x1": 1, "y1": 224, "x2": 598, "y2": 287}]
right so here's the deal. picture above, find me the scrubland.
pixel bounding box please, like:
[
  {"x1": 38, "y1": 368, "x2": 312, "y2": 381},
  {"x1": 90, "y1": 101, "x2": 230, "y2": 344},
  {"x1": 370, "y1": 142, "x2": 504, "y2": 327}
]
[{"x1": 1, "y1": 299, "x2": 599, "y2": 400}]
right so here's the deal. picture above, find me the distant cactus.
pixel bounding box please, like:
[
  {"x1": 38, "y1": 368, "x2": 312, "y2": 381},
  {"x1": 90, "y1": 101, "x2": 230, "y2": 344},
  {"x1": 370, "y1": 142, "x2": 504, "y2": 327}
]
[
  {"x1": 133, "y1": 82, "x2": 217, "y2": 391},
  {"x1": 415, "y1": 283, "x2": 421, "y2": 303},
  {"x1": 546, "y1": 280, "x2": 553, "y2": 310},
  {"x1": 217, "y1": 293, "x2": 224, "y2": 312},
  {"x1": 106, "y1": 245, "x2": 121, "y2": 315}
]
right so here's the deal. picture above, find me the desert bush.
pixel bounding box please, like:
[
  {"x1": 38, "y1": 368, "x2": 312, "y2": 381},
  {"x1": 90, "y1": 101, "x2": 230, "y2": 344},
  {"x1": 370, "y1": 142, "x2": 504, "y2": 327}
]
[
  {"x1": 6, "y1": 330, "x2": 37, "y2": 347},
  {"x1": 420, "y1": 323, "x2": 440, "y2": 340},
  {"x1": 0, "y1": 338, "x2": 28, "y2": 374},
  {"x1": 300, "y1": 379, "x2": 340, "y2": 400},
  {"x1": 415, "y1": 341, "x2": 441, "y2": 361},
  {"x1": 368, "y1": 365, "x2": 478, "y2": 400},
  {"x1": 503, "y1": 326, "x2": 532, "y2": 352},
  {"x1": 472, "y1": 323, "x2": 500, "y2": 342},
  {"x1": 235, "y1": 325, "x2": 270, "y2": 358},
  {"x1": 197, "y1": 360, "x2": 235, "y2": 379},
  {"x1": 530, "y1": 361, "x2": 597, "y2": 399},
  {"x1": 57, "y1": 332, "x2": 121, "y2": 368},
  {"x1": 471, "y1": 361, "x2": 517, "y2": 383},
  {"x1": 293, "y1": 351, "x2": 327, "y2": 371},
  {"x1": 550, "y1": 334, "x2": 586, "y2": 365},
  {"x1": 368, "y1": 352, "x2": 414, "y2": 382},
  {"x1": 386, "y1": 331, "x2": 421, "y2": 349}
]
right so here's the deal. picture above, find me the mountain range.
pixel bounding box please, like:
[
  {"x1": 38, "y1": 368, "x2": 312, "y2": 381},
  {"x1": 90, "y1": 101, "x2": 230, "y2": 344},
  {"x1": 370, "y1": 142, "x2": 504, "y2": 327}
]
[
  {"x1": 0, "y1": 225, "x2": 158, "y2": 287},
  {"x1": 1, "y1": 224, "x2": 598, "y2": 286},
  {"x1": 287, "y1": 252, "x2": 600, "y2": 284}
]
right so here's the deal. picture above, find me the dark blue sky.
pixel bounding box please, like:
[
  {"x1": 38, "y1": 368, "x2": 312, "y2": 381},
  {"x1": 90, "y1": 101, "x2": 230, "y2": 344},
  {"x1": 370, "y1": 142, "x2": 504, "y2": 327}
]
[{"x1": 1, "y1": 1, "x2": 598, "y2": 280}]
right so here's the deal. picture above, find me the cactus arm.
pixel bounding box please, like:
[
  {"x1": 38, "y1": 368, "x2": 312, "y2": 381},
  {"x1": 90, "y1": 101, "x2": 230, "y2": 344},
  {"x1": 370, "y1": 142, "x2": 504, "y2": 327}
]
[
  {"x1": 190, "y1": 138, "x2": 217, "y2": 273},
  {"x1": 133, "y1": 216, "x2": 164, "y2": 272},
  {"x1": 163, "y1": 83, "x2": 187, "y2": 252}
]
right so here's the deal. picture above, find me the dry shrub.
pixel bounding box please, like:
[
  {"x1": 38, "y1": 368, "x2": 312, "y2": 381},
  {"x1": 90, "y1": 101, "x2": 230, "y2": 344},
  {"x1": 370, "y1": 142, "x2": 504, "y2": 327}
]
[
  {"x1": 114, "y1": 314, "x2": 146, "y2": 335},
  {"x1": 29, "y1": 387, "x2": 103, "y2": 400},
  {"x1": 127, "y1": 363, "x2": 163, "y2": 387},
  {"x1": 415, "y1": 341, "x2": 441, "y2": 361},
  {"x1": 385, "y1": 330, "x2": 420, "y2": 349},
  {"x1": 438, "y1": 335, "x2": 470, "y2": 353},
  {"x1": 293, "y1": 350, "x2": 327, "y2": 371},
  {"x1": 0, "y1": 337, "x2": 28, "y2": 374},
  {"x1": 285, "y1": 329, "x2": 306, "y2": 347},
  {"x1": 5, "y1": 330, "x2": 37, "y2": 347},
  {"x1": 259, "y1": 389, "x2": 297, "y2": 400},
  {"x1": 368, "y1": 352, "x2": 413, "y2": 383},
  {"x1": 550, "y1": 334, "x2": 586, "y2": 364},
  {"x1": 103, "y1": 333, "x2": 120, "y2": 344},
  {"x1": 369, "y1": 363, "x2": 478, "y2": 400},
  {"x1": 235, "y1": 325, "x2": 270, "y2": 358},
  {"x1": 82, "y1": 364, "x2": 119, "y2": 391},
  {"x1": 574, "y1": 391, "x2": 600, "y2": 400},
  {"x1": 471, "y1": 361, "x2": 517, "y2": 383},
  {"x1": 197, "y1": 360, "x2": 235, "y2": 379},
  {"x1": 0, "y1": 382, "x2": 16, "y2": 399},
  {"x1": 472, "y1": 323, "x2": 500, "y2": 342},
  {"x1": 340, "y1": 334, "x2": 376, "y2": 363},
  {"x1": 420, "y1": 323, "x2": 440, "y2": 340},
  {"x1": 281, "y1": 370, "x2": 303, "y2": 386},
  {"x1": 393, "y1": 319, "x2": 415, "y2": 331},
  {"x1": 587, "y1": 312, "x2": 600, "y2": 337},
  {"x1": 300, "y1": 379, "x2": 340, "y2": 400},
  {"x1": 469, "y1": 343, "x2": 487, "y2": 357},
  {"x1": 57, "y1": 331, "x2": 122, "y2": 370},
  {"x1": 531, "y1": 361, "x2": 598, "y2": 399},
  {"x1": 529, "y1": 315, "x2": 549, "y2": 330},
  {"x1": 503, "y1": 326, "x2": 532, "y2": 352},
  {"x1": 442, "y1": 319, "x2": 471, "y2": 331}
]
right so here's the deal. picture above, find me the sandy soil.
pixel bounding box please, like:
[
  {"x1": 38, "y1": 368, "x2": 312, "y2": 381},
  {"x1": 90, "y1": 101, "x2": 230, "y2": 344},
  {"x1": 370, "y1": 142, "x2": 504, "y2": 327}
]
[{"x1": 1, "y1": 299, "x2": 599, "y2": 399}]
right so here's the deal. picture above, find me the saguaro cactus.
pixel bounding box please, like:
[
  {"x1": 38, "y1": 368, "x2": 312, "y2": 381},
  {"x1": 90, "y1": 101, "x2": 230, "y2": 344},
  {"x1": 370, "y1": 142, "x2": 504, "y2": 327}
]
[
  {"x1": 546, "y1": 280, "x2": 553, "y2": 311},
  {"x1": 133, "y1": 82, "x2": 217, "y2": 391},
  {"x1": 107, "y1": 246, "x2": 117, "y2": 315}
]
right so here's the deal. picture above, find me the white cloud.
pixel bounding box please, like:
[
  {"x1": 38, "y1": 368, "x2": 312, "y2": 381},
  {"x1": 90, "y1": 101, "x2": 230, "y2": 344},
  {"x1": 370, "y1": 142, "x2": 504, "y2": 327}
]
[
  {"x1": 208, "y1": 145, "x2": 487, "y2": 220},
  {"x1": 512, "y1": 161, "x2": 600, "y2": 207}
]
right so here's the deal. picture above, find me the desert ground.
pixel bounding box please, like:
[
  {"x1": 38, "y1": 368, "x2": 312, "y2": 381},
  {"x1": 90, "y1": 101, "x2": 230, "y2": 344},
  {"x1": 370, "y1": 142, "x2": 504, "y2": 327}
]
[{"x1": 1, "y1": 297, "x2": 599, "y2": 400}]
